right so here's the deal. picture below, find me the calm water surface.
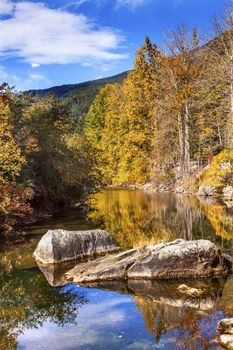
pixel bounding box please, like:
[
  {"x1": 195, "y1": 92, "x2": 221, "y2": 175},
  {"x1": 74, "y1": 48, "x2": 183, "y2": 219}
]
[{"x1": 0, "y1": 190, "x2": 233, "y2": 350}]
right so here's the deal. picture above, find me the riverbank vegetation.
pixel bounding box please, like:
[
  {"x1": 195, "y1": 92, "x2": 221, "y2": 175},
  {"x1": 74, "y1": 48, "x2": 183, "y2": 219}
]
[{"x1": 0, "y1": 85, "x2": 97, "y2": 237}]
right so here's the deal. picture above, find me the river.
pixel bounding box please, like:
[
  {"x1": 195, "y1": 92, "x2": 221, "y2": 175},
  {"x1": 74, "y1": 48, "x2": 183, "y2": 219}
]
[{"x1": 0, "y1": 189, "x2": 233, "y2": 349}]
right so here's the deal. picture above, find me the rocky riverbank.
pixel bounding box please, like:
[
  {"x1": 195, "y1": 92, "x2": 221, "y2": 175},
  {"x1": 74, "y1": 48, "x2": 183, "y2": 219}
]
[{"x1": 108, "y1": 154, "x2": 233, "y2": 206}]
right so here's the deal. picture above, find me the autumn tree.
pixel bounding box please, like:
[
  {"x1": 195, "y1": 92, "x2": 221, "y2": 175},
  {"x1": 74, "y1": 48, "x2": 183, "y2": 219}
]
[
  {"x1": 161, "y1": 27, "x2": 203, "y2": 178},
  {"x1": 118, "y1": 37, "x2": 161, "y2": 183},
  {"x1": 0, "y1": 88, "x2": 97, "y2": 236},
  {"x1": 207, "y1": 3, "x2": 233, "y2": 149},
  {"x1": 85, "y1": 37, "x2": 162, "y2": 184},
  {"x1": 14, "y1": 95, "x2": 95, "y2": 209},
  {"x1": 0, "y1": 102, "x2": 33, "y2": 236}
]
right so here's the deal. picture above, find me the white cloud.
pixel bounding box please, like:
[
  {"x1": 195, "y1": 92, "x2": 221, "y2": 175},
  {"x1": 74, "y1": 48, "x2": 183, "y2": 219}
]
[
  {"x1": 65, "y1": 0, "x2": 90, "y2": 8},
  {"x1": 0, "y1": 1, "x2": 127, "y2": 66},
  {"x1": 0, "y1": 0, "x2": 13, "y2": 15},
  {"x1": 31, "y1": 63, "x2": 40, "y2": 68},
  {"x1": 29, "y1": 73, "x2": 44, "y2": 80},
  {"x1": 117, "y1": 0, "x2": 150, "y2": 8}
]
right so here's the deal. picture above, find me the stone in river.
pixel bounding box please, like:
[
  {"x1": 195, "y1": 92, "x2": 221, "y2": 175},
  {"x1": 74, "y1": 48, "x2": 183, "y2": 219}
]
[
  {"x1": 177, "y1": 284, "x2": 205, "y2": 297},
  {"x1": 65, "y1": 239, "x2": 233, "y2": 283},
  {"x1": 33, "y1": 229, "x2": 120, "y2": 264}
]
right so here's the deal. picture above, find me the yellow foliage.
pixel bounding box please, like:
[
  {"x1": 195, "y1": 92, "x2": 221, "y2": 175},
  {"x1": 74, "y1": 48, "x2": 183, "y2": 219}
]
[
  {"x1": 200, "y1": 150, "x2": 233, "y2": 188},
  {"x1": 0, "y1": 105, "x2": 26, "y2": 184}
]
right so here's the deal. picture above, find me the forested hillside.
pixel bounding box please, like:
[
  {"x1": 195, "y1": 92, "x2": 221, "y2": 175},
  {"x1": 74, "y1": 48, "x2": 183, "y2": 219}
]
[
  {"x1": 31, "y1": 72, "x2": 128, "y2": 132},
  {"x1": 0, "y1": 72, "x2": 129, "y2": 238},
  {"x1": 84, "y1": 16, "x2": 233, "y2": 190}
]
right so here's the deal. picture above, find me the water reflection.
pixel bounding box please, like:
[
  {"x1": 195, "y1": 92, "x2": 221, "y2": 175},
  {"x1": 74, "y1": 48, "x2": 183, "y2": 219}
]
[
  {"x1": 0, "y1": 189, "x2": 232, "y2": 349},
  {"x1": 88, "y1": 190, "x2": 233, "y2": 250},
  {"x1": 78, "y1": 277, "x2": 232, "y2": 350},
  {"x1": 38, "y1": 260, "x2": 78, "y2": 287},
  {"x1": 0, "y1": 250, "x2": 87, "y2": 349}
]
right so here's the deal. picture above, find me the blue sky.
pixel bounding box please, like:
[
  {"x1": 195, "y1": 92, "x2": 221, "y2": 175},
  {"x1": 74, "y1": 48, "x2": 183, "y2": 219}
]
[{"x1": 0, "y1": 0, "x2": 225, "y2": 90}]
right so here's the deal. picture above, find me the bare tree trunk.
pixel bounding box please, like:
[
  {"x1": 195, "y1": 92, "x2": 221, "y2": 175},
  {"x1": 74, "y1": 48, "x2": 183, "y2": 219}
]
[
  {"x1": 230, "y1": 54, "x2": 233, "y2": 148},
  {"x1": 178, "y1": 114, "x2": 185, "y2": 177},
  {"x1": 184, "y1": 102, "x2": 191, "y2": 177},
  {"x1": 217, "y1": 120, "x2": 223, "y2": 147}
]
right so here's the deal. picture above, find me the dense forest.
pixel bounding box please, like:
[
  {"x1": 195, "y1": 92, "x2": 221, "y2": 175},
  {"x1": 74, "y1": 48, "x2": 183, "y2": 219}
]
[
  {"x1": 85, "y1": 14, "x2": 233, "y2": 186},
  {"x1": 0, "y1": 87, "x2": 97, "y2": 237},
  {"x1": 0, "y1": 5, "x2": 233, "y2": 238},
  {"x1": 31, "y1": 72, "x2": 128, "y2": 132}
]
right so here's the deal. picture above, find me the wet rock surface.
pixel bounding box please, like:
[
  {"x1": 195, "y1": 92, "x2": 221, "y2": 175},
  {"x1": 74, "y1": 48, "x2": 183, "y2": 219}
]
[
  {"x1": 33, "y1": 229, "x2": 120, "y2": 264},
  {"x1": 66, "y1": 239, "x2": 233, "y2": 283}
]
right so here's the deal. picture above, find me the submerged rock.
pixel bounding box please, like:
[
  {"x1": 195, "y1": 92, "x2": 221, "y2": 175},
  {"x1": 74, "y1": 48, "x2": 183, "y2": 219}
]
[
  {"x1": 33, "y1": 229, "x2": 120, "y2": 264},
  {"x1": 217, "y1": 318, "x2": 233, "y2": 349},
  {"x1": 177, "y1": 284, "x2": 205, "y2": 297},
  {"x1": 66, "y1": 239, "x2": 233, "y2": 283}
]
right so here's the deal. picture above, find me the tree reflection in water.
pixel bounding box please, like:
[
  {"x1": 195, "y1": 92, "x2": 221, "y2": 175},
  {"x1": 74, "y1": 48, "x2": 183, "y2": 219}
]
[
  {"x1": 88, "y1": 189, "x2": 233, "y2": 250},
  {"x1": 135, "y1": 297, "x2": 221, "y2": 350},
  {"x1": 0, "y1": 263, "x2": 87, "y2": 349},
  {"x1": 82, "y1": 277, "x2": 230, "y2": 350}
]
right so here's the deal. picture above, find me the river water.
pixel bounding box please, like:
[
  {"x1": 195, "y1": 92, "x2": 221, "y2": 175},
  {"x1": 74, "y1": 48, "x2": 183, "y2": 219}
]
[{"x1": 0, "y1": 189, "x2": 233, "y2": 350}]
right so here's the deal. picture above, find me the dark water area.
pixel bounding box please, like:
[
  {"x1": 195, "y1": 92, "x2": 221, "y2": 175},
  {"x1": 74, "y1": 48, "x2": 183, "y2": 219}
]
[{"x1": 0, "y1": 190, "x2": 233, "y2": 349}]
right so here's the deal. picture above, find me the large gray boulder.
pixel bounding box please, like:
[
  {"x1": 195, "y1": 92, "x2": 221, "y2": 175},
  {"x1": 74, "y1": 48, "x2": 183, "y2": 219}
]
[
  {"x1": 33, "y1": 229, "x2": 120, "y2": 264},
  {"x1": 66, "y1": 239, "x2": 233, "y2": 283}
]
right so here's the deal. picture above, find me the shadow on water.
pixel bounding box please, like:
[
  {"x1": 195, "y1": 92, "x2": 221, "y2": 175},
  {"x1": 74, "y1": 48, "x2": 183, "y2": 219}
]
[{"x1": 0, "y1": 189, "x2": 232, "y2": 349}]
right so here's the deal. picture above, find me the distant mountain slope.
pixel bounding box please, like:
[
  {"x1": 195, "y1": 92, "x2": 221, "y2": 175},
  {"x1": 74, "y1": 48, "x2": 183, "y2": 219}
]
[
  {"x1": 30, "y1": 71, "x2": 129, "y2": 98},
  {"x1": 30, "y1": 71, "x2": 129, "y2": 132}
]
